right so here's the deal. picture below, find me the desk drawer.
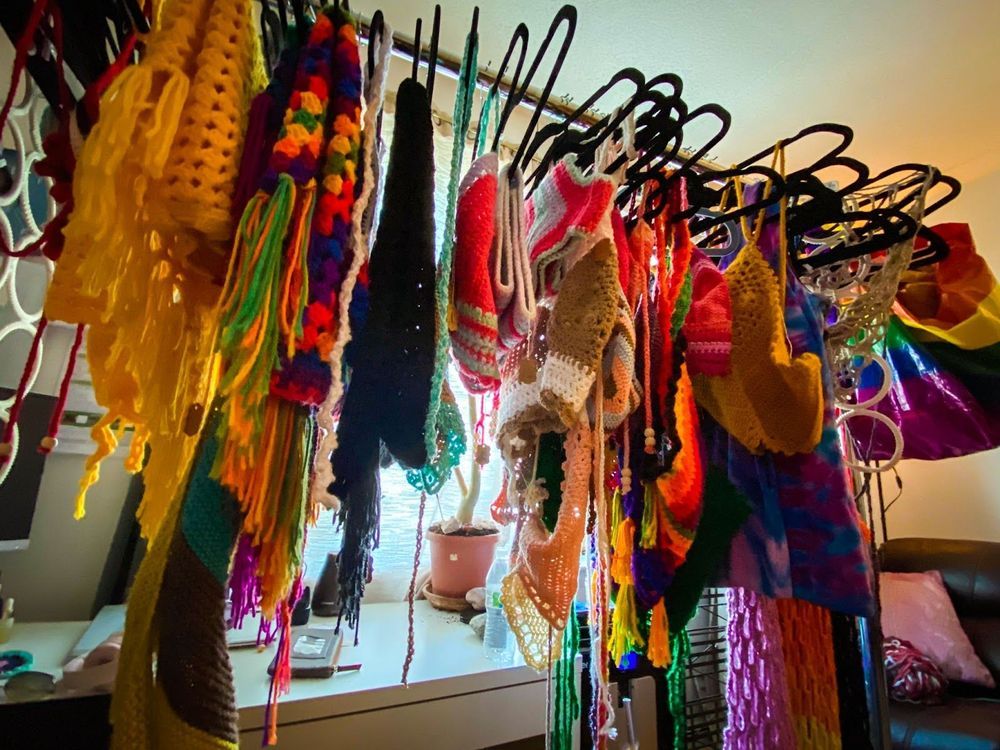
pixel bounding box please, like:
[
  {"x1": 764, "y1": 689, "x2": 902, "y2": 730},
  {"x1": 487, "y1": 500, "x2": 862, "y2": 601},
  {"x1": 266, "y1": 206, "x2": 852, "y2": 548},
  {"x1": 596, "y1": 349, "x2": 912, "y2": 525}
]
[{"x1": 241, "y1": 680, "x2": 548, "y2": 749}]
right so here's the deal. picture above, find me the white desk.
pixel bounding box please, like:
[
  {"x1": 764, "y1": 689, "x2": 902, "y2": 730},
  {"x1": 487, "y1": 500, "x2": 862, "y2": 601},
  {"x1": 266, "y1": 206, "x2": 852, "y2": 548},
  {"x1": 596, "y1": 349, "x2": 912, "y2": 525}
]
[{"x1": 4, "y1": 603, "x2": 573, "y2": 749}]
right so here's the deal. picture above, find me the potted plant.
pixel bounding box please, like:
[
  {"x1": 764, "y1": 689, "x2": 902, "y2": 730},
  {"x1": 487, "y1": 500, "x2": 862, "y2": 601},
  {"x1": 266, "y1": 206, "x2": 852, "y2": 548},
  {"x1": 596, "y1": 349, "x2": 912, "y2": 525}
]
[{"x1": 425, "y1": 396, "x2": 500, "y2": 605}]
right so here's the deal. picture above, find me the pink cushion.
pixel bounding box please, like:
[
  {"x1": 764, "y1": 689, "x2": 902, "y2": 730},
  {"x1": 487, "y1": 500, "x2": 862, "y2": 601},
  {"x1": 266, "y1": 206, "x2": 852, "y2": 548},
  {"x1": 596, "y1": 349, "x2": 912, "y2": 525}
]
[{"x1": 881, "y1": 570, "x2": 995, "y2": 688}]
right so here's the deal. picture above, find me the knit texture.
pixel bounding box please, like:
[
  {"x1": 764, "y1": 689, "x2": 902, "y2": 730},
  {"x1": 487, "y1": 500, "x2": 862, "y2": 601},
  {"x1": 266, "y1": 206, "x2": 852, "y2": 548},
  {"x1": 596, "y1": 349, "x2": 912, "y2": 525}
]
[
  {"x1": 540, "y1": 240, "x2": 622, "y2": 428},
  {"x1": 775, "y1": 598, "x2": 842, "y2": 750},
  {"x1": 112, "y1": 413, "x2": 240, "y2": 750},
  {"x1": 724, "y1": 588, "x2": 796, "y2": 750},
  {"x1": 526, "y1": 155, "x2": 617, "y2": 300},
  {"x1": 330, "y1": 76, "x2": 437, "y2": 628},
  {"x1": 692, "y1": 186, "x2": 824, "y2": 456},
  {"x1": 684, "y1": 248, "x2": 733, "y2": 376},
  {"x1": 45, "y1": 0, "x2": 263, "y2": 543},
  {"x1": 153, "y1": 0, "x2": 262, "y2": 245},
  {"x1": 504, "y1": 415, "x2": 591, "y2": 669},
  {"x1": 493, "y1": 165, "x2": 536, "y2": 354},
  {"x1": 451, "y1": 152, "x2": 501, "y2": 392},
  {"x1": 309, "y1": 18, "x2": 393, "y2": 509},
  {"x1": 270, "y1": 11, "x2": 363, "y2": 406}
]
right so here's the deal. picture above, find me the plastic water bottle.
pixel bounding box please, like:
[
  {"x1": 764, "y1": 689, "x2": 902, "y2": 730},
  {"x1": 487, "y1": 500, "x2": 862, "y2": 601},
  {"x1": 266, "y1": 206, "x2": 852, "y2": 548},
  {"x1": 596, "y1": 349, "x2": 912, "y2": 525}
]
[{"x1": 483, "y1": 550, "x2": 514, "y2": 663}]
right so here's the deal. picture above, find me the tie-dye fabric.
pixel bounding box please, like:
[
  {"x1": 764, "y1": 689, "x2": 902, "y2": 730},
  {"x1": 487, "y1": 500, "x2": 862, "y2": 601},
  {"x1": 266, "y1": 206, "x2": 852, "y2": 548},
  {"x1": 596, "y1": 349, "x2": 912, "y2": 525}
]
[{"x1": 712, "y1": 186, "x2": 874, "y2": 617}]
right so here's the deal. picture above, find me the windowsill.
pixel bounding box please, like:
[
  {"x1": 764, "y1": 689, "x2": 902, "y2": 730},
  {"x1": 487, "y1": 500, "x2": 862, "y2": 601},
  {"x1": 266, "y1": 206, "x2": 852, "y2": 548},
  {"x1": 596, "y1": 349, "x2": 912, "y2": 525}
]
[{"x1": 3, "y1": 603, "x2": 576, "y2": 747}]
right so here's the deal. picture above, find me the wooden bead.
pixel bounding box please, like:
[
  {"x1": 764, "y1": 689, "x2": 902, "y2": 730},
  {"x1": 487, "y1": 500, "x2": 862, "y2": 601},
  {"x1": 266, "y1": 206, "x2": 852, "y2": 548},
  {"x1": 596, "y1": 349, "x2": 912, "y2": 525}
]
[
  {"x1": 38, "y1": 436, "x2": 57, "y2": 454},
  {"x1": 183, "y1": 403, "x2": 205, "y2": 436}
]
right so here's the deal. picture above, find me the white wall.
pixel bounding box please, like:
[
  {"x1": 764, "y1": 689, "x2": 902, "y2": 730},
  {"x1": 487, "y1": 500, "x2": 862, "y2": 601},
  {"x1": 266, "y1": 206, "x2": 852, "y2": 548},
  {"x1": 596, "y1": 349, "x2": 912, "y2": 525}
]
[{"x1": 883, "y1": 168, "x2": 1000, "y2": 543}]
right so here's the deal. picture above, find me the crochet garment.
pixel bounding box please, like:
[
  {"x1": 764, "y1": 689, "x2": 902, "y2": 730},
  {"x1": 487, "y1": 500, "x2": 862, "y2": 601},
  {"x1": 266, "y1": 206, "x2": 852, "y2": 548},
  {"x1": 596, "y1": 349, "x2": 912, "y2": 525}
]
[
  {"x1": 502, "y1": 415, "x2": 591, "y2": 669},
  {"x1": 712, "y1": 199, "x2": 874, "y2": 617},
  {"x1": 270, "y1": 13, "x2": 363, "y2": 406},
  {"x1": 310, "y1": 18, "x2": 393, "y2": 509},
  {"x1": 526, "y1": 155, "x2": 618, "y2": 301},
  {"x1": 112, "y1": 414, "x2": 240, "y2": 750},
  {"x1": 330, "y1": 75, "x2": 437, "y2": 625},
  {"x1": 775, "y1": 598, "x2": 842, "y2": 750},
  {"x1": 692, "y1": 183, "x2": 824, "y2": 456},
  {"x1": 684, "y1": 248, "x2": 733, "y2": 376},
  {"x1": 451, "y1": 152, "x2": 501, "y2": 392},
  {"x1": 493, "y1": 164, "x2": 537, "y2": 353},
  {"x1": 724, "y1": 588, "x2": 796, "y2": 750},
  {"x1": 45, "y1": 0, "x2": 263, "y2": 542}
]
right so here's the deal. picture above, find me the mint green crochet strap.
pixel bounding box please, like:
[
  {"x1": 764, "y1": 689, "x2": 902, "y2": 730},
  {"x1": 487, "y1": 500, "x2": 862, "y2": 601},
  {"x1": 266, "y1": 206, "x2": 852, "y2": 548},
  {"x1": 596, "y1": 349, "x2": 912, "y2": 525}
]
[{"x1": 414, "y1": 26, "x2": 478, "y2": 488}]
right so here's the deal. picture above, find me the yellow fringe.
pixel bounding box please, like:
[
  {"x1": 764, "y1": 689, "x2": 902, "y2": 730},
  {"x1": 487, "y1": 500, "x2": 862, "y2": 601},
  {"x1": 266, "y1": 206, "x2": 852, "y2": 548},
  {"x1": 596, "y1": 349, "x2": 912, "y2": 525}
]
[
  {"x1": 75, "y1": 413, "x2": 120, "y2": 520},
  {"x1": 610, "y1": 582, "x2": 645, "y2": 668},
  {"x1": 647, "y1": 598, "x2": 671, "y2": 668},
  {"x1": 610, "y1": 517, "x2": 635, "y2": 585},
  {"x1": 640, "y1": 482, "x2": 659, "y2": 549}
]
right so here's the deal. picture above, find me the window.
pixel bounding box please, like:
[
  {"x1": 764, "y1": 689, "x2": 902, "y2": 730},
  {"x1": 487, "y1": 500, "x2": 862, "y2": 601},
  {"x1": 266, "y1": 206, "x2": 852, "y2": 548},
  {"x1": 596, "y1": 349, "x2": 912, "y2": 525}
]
[{"x1": 303, "y1": 103, "x2": 505, "y2": 584}]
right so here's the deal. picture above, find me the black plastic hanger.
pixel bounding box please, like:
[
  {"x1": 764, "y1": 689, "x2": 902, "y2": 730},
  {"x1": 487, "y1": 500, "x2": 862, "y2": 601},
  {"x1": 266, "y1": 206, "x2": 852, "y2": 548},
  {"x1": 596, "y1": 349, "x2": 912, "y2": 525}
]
[
  {"x1": 471, "y1": 21, "x2": 529, "y2": 159},
  {"x1": 522, "y1": 67, "x2": 648, "y2": 181},
  {"x1": 409, "y1": 5, "x2": 442, "y2": 103},
  {"x1": 367, "y1": 10, "x2": 385, "y2": 81},
  {"x1": 506, "y1": 4, "x2": 578, "y2": 182},
  {"x1": 628, "y1": 101, "x2": 733, "y2": 222}
]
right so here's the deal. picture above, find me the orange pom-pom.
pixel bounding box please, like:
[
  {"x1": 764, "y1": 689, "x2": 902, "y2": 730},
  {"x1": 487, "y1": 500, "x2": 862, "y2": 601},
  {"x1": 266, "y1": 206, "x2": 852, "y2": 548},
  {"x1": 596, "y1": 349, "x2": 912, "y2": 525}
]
[
  {"x1": 38, "y1": 436, "x2": 57, "y2": 454},
  {"x1": 0, "y1": 442, "x2": 13, "y2": 458}
]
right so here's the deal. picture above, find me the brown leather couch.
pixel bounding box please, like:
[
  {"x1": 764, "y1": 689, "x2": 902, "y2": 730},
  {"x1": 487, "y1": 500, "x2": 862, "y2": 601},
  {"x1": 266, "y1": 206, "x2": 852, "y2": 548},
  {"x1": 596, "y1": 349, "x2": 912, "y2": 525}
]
[{"x1": 881, "y1": 537, "x2": 1000, "y2": 750}]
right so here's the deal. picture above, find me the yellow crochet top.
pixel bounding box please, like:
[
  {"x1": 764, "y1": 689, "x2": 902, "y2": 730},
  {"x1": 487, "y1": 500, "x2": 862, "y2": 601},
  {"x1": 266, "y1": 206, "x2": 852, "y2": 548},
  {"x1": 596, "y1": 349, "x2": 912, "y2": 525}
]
[
  {"x1": 692, "y1": 155, "x2": 824, "y2": 455},
  {"x1": 44, "y1": 0, "x2": 264, "y2": 541}
]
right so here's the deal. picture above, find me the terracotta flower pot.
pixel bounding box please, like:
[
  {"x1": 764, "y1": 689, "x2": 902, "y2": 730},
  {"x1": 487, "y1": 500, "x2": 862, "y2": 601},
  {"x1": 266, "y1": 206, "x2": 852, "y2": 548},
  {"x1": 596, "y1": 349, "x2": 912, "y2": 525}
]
[{"x1": 426, "y1": 529, "x2": 500, "y2": 599}]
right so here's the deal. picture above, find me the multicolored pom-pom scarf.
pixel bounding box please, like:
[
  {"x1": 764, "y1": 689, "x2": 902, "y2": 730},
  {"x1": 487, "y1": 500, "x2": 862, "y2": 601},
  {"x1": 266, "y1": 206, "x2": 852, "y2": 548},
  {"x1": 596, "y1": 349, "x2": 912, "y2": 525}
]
[{"x1": 208, "y1": 6, "x2": 362, "y2": 740}]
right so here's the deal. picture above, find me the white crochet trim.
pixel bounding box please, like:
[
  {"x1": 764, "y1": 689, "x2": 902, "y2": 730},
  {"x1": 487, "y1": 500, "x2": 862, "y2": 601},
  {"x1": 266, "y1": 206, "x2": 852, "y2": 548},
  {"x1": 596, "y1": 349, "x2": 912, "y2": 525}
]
[
  {"x1": 539, "y1": 351, "x2": 594, "y2": 426},
  {"x1": 494, "y1": 164, "x2": 536, "y2": 350},
  {"x1": 310, "y1": 20, "x2": 394, "y2": 510}
]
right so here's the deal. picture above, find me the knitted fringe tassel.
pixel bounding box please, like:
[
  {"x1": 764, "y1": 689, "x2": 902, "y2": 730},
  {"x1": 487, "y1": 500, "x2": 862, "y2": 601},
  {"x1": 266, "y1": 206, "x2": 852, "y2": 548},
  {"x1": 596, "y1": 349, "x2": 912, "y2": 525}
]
[
  {"x1": 72, "y1": 65, "x2": 189, "y2": 246},
  {"x1": 610, "y1": 516, "x2": 635, "y2": 584},
  {"x1": 640, "y1": 482, "x2": 658, "y2": 549},
  {"x1": 265, "y1": 599, "x2": 293, "y2": 746},
  {"x1": 227, "y1": 533, "x2": 263, "y2": 631},
  {"x1": 336, "y1": 456, "x2": 381, "y2": 638},
  {"x1": 647, "y1": 598, "x2": 671, "y2": 668},
  {"x1": 550, "y1": 612, "x2": 580, "y2": 750},
  {"x1": 610, "y1": 582, "x2": 644, "y2": 668},
  {"x1": 216, "y1": 399, "x2": 314, "y2": 618},
  {"x1": 667, "y1": 628, "x2": 691, "y2": 750},
  {"x1": 74, "y1": 413, "x2": 121, "y2": 519}
]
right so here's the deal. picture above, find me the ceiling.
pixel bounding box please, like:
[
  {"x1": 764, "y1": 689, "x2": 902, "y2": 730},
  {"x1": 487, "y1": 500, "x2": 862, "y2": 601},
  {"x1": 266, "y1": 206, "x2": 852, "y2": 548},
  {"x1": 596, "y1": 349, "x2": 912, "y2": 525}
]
[{"x1": 352, "y1": 0, "x2": 1000, "y2": 186}]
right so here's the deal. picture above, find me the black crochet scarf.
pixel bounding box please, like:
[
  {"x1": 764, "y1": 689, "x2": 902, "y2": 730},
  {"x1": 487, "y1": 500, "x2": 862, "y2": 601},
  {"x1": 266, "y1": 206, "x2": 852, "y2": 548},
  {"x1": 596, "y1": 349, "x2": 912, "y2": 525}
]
[{"x1": 330, "y1": 76, "x2": 437, "y2": 630}]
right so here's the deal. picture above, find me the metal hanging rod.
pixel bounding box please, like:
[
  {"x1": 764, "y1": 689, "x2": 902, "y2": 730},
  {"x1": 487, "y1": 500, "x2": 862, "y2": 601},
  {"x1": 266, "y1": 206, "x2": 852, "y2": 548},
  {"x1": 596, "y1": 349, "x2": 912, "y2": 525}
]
[{"x1": 266, "y1": 1, "x2": 721, "y2": 173}]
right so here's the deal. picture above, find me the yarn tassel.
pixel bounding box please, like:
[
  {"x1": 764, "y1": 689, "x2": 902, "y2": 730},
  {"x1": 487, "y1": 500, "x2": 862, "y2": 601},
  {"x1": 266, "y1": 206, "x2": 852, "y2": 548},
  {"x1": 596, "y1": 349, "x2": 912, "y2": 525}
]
[
  {"x1": 228, "y1": 533, "x2": 263, "y2": 631},
  {"x1": 667, "y1": 628, "x2": 691, "y2": 750},
  {"x1": 216, "y1": 175, "x2": 298, "y2": 428},
  {"x1": 610, "y1": 582, "x2": 644, "y2": 668},
  {"x1": 123, "y1": 425, "x2": 149, "y2": 474},
  {"x1": 640, "y1": 482, "x2": 658, "y2": 549},
  {"x1": 610, "y1": 516, "x2": 635, "y2": 585},
  {"x1": 336, "y1": 452, "x2": 381, "y2": 639},
  {"x1": 75, "y1": 412, "x2": 119, "y2": 519},
  {"x1": 265, "y1": 599, "x2": 293, "y2": 746},
  {"x1": 647, "y1": 598, "x2": 671, "y2": 668},
  {"x1": 216, "y1": 399, "x2": 313, "y2": 619}
]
